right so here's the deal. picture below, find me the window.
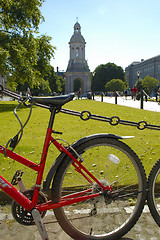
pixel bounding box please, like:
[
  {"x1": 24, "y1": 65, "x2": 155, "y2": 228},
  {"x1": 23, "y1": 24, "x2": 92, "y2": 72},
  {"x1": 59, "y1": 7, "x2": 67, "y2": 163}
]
[{"x1": 76, "y1": 48, "x2": 79, "y2": 58}]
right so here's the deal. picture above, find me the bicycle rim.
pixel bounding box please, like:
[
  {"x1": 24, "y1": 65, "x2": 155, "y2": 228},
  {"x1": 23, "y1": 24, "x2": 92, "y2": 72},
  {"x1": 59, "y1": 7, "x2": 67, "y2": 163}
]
[
  {"x1": 52, "y1": 137, "x2": 146, "y2": 240},
  {"x1": 148, "y1": 159, "x2": 160, "y2": 226}
]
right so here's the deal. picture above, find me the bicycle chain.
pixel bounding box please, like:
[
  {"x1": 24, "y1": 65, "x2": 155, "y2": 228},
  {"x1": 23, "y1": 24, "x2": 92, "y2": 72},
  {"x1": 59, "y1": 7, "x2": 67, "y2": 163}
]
[{"x1": 60, "y1": 108, "x2": 160, "y2": 131}]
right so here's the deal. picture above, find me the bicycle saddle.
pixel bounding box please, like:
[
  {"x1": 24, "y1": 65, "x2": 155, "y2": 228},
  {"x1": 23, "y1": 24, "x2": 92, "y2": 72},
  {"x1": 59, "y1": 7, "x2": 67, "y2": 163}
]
[{"x1": 30, "y1": 93, "x2": 75, "y2": 107}]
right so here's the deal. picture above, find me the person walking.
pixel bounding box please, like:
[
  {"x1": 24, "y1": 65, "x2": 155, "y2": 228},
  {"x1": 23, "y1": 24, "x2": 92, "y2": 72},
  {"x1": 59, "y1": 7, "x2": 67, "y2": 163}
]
[
  {"x1": 124, "y1": 89, "x2": 128, "y2": 100},
  {"x1": 132, "y1": 86, "x2": 138, "y2": 101}
]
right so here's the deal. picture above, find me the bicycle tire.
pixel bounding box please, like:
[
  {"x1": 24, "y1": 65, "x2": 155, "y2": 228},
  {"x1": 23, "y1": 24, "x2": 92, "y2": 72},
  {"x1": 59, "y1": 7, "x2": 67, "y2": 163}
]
[
  {"x1": 148, "y1": 158, "x2": 160, "y2": 226},
  {"x1": 51, "y1": 137, "x2": 146, "y2": 240}
]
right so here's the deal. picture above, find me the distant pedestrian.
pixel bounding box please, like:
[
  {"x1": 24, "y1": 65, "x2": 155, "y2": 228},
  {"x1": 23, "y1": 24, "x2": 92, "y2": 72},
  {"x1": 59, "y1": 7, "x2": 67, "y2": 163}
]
[
  {"x1": 132, "y1": 86, "x2": 138, "y2": 101},
  {"x1": 124, "y1": 89, "x2": 128, "y2": 100},
  {"x1": 26, "y1": 87, "x2": 31, "y2": 96}
]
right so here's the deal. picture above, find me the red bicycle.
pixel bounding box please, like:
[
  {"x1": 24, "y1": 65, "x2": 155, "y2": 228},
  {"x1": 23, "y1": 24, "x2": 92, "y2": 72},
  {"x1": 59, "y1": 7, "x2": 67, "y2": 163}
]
[{"x1": 0, "y1": 84, "x2": 146, "y2": 240}]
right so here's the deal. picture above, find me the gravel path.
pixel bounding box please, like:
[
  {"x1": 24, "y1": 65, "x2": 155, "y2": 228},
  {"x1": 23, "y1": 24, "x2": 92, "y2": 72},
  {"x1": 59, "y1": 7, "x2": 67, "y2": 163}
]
[{"x1": 0, "y1": 205, "x2": 160, "y2": 240}]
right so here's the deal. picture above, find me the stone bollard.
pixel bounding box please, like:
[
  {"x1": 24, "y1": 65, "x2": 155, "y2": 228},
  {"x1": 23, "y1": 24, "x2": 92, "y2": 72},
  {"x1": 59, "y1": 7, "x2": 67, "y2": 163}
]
[
  {"x1": 101, "y1": 92, "x2": 103, "y2": 102},
  {"x1": 140, "y1": 90, "x2": 143, "y2": 109}
]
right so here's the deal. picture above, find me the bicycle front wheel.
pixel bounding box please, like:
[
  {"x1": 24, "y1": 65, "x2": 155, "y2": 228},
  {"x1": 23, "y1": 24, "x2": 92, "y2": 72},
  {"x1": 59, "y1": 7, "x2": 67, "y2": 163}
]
[
  {"x1": 148, "y1": 159, "x2": 160, "y2": 226},
  {"x1": 52, "y1": 137, "x2": 146, "y2": 240}
]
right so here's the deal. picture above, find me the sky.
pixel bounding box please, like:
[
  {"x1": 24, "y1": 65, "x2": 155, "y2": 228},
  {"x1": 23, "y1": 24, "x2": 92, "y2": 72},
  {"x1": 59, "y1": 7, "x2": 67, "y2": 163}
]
[{"x1": 38, "y1": 0, "x2": 160, "y2": 72}]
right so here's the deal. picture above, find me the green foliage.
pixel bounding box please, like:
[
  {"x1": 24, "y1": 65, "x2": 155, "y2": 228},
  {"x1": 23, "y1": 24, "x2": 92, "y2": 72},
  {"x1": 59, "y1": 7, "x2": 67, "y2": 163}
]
[
  {"x1": 135, "y1": 75, "x2": 159, "y2": 94},
  {"x1": 30, "y1": 66, "x2": 65, "y2": 95},
  {"x1": 32, "y1": 79, "x2": 51, "y2": 95},
  {"x1": 142, "y1": 76, "x2": 159, "y2": 94},
  {"x1": 135, "y1": 78, "x2": 143, "y2": 91},
  {"x1": 92, "y1": 62, "x2": 126, "y2": 92},
  {"x1": 105, "y1": 79, "x2": 126, "y2": 92},
  {"x1": 1, "y1": 0, "x2": 44, "y2": 31},
  {"x1": 56, "y1": 76, "x2": 65, "y2": 94},
  {"x1": 46, "y1": 66, "x2": 58, "y2": 93},
  {"x1": 0, "y1": 0, "x2": 55, "y2": 89},
  {"x1": 35, "y1": 35, "x2": 54, "y2": 77}
]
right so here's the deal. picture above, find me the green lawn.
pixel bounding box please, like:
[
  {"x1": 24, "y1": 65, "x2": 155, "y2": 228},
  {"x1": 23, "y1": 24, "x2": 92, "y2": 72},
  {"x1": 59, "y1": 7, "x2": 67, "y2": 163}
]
[{"x1": 0, "y1": 99, "x2": 160, "y2": 188}]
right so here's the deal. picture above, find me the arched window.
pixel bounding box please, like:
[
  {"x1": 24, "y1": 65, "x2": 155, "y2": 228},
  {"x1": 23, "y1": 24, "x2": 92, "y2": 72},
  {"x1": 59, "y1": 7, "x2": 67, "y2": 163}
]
[{"x1": 76, "y1": 48, "x2": 79, "y2": 58}]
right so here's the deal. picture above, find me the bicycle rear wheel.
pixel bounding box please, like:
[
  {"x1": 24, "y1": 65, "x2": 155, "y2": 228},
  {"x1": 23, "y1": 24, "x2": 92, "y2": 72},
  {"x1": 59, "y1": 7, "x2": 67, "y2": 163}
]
[
  {"x1": 52, "y1": 137, "x2": 146, "y2": 240},
  {"x1": 148, "y1": 159, "x2": 160, "y2": 226}
]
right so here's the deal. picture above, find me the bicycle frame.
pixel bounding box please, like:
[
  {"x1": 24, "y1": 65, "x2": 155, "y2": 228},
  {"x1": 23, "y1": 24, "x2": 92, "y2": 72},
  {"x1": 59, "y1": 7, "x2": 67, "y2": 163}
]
[{"x1": 0, "y1": 107, "x2": 111, "y2": 214}]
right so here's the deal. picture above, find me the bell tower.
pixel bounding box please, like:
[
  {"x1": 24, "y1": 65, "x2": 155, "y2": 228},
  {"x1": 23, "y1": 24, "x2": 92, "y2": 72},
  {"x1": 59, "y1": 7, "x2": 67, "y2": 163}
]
[{"x1": 65, "y1": 21, "x2": 91, "y2": 94}]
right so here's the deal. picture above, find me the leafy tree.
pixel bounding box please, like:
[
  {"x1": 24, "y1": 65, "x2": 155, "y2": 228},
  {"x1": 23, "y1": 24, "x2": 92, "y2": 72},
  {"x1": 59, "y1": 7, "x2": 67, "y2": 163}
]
[
  {"x1": 0, "y1": 0, "x2": 55, "y2": 90},
  {"x1": 92, "y1": 62, "x2": 126, "y2": 92},
  {"x1": 135, "y1": 78, "x2": 143, "y2": 91},
  {"x1": 105, "y1": 79, "x2": 126, "y2": 92},
  {"x1": 45, "y1": 66, "x2": 65, "y2": 94},
  {"x1": 56, "y1": 76, "x2": 65, "y2": 94},
  {"x1": 45, "y1": 66, "x2": 58, "y2": 93},
  {"x1": 32, "y1": 79, "x2": 51, "y2": 96},
  {"x1": 141, "y1": 75, "x2": 159, "y2": 94},
  {"x1": 30, "y1": 66, "x2": 66, "y2": 95}
]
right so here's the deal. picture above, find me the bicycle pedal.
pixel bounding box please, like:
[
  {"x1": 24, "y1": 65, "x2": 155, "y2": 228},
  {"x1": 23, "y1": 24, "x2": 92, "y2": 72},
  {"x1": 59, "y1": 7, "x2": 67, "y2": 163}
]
[{"x1": 11, "y1": 170, "x2": 24, "y2": 185}]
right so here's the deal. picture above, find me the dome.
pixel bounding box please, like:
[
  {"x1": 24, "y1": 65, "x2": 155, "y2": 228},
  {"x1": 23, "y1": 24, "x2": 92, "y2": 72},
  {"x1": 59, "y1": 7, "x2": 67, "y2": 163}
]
[
  {"x1": 69, "y1": 22, "x2": 85, "y2": 43},
  {"x1": 70, "y1": 33, "x2": 85, "y2": 43}
]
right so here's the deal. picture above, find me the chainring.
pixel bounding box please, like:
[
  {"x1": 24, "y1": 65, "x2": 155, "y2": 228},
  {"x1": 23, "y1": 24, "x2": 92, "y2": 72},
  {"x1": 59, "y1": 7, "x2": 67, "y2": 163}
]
[{"x1": 11, "y1": 189, "x2": 47, "y2": 225}]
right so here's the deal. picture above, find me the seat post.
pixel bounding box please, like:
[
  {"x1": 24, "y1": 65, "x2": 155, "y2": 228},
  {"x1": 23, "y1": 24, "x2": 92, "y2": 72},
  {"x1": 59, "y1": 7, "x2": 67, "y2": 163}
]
[{"x1": 48, "y1": 107, "x2": 57, "y2": 129}]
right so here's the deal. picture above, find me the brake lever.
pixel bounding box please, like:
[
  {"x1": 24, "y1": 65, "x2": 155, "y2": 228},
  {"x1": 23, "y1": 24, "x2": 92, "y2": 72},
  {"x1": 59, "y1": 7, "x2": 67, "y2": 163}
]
[{"x1": 18, "y1": 96, "x2": 32, "y2": 107}]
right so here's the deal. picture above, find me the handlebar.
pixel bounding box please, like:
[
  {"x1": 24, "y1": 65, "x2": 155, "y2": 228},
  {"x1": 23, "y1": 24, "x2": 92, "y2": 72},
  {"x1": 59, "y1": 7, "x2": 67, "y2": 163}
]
[{"x1": 0, "y1": 84, "x2": 24, "y2": 102}]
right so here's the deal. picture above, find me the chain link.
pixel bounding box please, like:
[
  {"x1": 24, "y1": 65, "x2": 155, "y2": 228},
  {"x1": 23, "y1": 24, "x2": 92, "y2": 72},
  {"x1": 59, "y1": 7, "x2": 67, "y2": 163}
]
[{"x1": 60, "y1": 108, "x2": 160, "y2": 131}]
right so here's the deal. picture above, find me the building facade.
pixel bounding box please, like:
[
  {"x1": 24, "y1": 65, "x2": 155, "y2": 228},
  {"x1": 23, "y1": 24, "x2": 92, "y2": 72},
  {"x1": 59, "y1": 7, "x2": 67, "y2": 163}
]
[
  {"x1": 125, "y1": 55, "x2": 160, "y2": 88},
  {"x1": 65, "y1": 22, "x2": 91, "y2": 94}
]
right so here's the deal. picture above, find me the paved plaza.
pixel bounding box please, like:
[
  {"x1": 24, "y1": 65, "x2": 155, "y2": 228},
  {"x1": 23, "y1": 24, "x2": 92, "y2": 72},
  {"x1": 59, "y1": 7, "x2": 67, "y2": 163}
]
[
  {"x1": 94, "y1": 95, "x2": 160, "y2": 112},
  {"x1": 0, "y1": 204, "x2": 160, "y2": 240}
]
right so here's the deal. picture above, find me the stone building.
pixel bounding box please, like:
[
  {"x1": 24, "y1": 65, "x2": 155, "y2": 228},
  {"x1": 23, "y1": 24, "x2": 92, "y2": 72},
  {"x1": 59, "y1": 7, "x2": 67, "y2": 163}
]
[
  {"x1": 125, "y1": 55, "x2": 160, "y2": 88},
  {"x1": 65, "y1": 22, "x2": 91, "y2": 94}
]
